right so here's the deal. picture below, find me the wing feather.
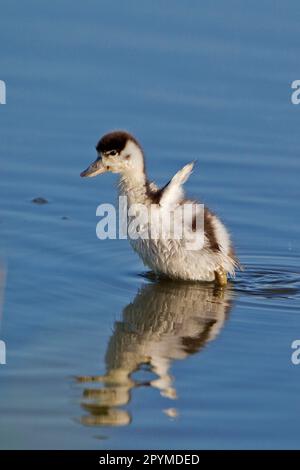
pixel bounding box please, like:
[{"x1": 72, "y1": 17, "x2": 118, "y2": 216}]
[{"x1": 159, "y1": 162, "x2": 194, "y2": 208}]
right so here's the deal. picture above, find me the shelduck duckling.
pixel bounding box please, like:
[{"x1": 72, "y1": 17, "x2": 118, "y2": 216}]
[{"x1": 80, "y1": 131, "x2": 238, "y2": 285}]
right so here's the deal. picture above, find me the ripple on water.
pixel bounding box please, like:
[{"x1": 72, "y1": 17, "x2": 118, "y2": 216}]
[{"x1": 234, "y1": 255, "x2": 300, "y2": 303}]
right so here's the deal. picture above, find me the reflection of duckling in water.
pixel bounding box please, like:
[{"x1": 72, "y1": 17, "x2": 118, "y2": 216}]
[{"x1": 77, "y1": 280, "x2": 233, "y2": 427}]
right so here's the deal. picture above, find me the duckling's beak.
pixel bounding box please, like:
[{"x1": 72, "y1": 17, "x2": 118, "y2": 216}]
[{"x1": 80, "y1": 157, "x2": 107, "y2": 178}]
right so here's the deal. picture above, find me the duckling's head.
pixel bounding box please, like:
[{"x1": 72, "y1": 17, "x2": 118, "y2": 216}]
[{"x1": 80, "y1": 131, "x2": 145, "y2": 179}]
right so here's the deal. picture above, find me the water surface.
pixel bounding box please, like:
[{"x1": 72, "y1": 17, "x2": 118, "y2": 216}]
[{"x1": 0, "y1": 0, "x2": 300, "y2": 449}]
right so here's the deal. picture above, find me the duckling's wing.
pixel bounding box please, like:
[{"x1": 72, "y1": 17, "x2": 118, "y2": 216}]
[{"x1": 159, "y1": 162, "x2": 194, "y2": 208}]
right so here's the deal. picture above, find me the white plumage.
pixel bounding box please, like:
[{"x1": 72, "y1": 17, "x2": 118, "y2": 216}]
[{"x1": 81, "y1": 131, "x2": 238, "y2": 285}]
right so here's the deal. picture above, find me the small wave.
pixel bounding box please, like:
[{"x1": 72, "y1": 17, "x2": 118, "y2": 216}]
[{"x1": 234, "y1": 255, "x2": 300, "y2": 300}]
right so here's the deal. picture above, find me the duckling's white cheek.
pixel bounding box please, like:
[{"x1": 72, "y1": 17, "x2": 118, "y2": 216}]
[
  {"x1": 102, "y1": 156, "x2": 109, "y2": 167},
  {"x1": 102, "y1": 157, "x2": 117, "y2": 172},
  {"x1": 109, "y1": 159, "x2": 124, "y2": 173},
  {"x1": 111, "y1": 166, "x2": 121, "y2": 173},
  {"x1": 125, "y1": 158, "x2": 133, "y2": 170}
]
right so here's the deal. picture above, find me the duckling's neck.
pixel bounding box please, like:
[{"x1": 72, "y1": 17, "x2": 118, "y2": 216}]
[{"x1": 118, "y1": 170, "x2": 148, "y2": 205}]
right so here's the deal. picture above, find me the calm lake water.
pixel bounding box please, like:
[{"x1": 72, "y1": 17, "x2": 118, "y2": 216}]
[{"x1": 0, "y1": 0, "x2": 300, "y2": 450}]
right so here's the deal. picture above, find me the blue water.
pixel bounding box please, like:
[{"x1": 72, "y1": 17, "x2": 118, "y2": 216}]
[{"x1": 0, "y1": 0, "x2": 300, "y2": 449}]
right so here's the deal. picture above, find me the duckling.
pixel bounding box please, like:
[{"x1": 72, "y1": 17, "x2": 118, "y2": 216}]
[{"x1": 80, "y1": 131, "x2": 238, "y2": 285}]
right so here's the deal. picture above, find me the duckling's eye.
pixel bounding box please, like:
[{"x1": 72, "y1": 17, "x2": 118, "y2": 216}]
[{"x1": 108, "y1": 150, "x2": 118, "y2": 156}]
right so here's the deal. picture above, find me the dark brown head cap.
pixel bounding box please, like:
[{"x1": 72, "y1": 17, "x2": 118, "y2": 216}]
[{"x1": 96, "y1": 131, "x2": 141, "y2": 154}]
